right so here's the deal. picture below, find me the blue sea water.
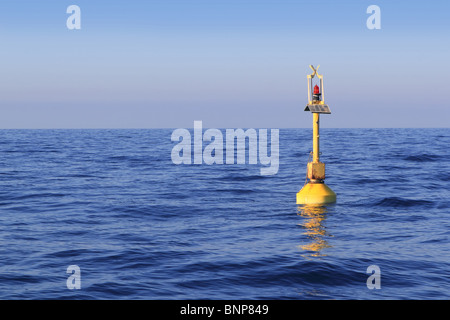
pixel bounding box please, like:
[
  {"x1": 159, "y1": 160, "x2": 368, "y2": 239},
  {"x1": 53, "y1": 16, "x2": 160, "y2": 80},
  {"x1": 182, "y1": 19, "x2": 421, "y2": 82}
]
[{"x1": 0, "y1": 128, "x2": 448, "y2": 300}]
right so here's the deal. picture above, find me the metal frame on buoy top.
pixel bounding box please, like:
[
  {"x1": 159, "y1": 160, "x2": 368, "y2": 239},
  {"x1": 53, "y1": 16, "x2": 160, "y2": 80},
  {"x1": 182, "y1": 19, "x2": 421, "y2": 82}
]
[{"x1": 297, "y1": 65, "x2": 336, "y2": 205}]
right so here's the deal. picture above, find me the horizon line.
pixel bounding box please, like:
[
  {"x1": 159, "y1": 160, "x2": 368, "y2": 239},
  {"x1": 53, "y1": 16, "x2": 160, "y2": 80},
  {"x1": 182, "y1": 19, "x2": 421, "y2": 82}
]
[{"x1": 0, "y1": 127, "x2": 448, "y2": 130}]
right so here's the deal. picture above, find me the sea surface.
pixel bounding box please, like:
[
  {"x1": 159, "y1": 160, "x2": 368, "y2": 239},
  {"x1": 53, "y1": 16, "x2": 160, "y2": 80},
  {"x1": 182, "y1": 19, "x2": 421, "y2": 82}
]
[{"x1": 0, "y1": 128, "x2": 448, "y2": 300}]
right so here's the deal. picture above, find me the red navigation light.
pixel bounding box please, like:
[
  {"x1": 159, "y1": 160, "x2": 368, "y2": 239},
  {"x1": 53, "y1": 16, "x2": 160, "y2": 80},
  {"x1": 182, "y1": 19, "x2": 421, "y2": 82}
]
[{"x1": 313, "y1": 85, "x2": 320, "y2": 95}]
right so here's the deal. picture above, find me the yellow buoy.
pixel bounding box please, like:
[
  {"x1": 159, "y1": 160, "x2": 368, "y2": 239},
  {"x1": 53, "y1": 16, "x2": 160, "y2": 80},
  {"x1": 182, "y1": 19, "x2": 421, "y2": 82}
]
[
  {"x1": 297, "y1": 65, "x2": 336, "y2": 205},
  {"x1": 297, "y1": 181, "x2": 336, "y2": 205}
]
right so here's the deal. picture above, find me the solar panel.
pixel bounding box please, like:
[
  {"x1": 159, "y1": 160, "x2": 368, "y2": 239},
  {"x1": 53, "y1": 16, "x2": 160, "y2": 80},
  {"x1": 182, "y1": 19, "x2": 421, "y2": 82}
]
[{"x1": 304, "y1": 104, "x2": 331, "y2": 114}]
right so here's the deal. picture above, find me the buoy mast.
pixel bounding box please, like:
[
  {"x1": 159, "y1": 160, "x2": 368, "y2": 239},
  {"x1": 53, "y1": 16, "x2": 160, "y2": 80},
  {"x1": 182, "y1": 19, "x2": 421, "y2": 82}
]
[{"x1": 296, "y1": 65, "x2": 336, "y2": 205}]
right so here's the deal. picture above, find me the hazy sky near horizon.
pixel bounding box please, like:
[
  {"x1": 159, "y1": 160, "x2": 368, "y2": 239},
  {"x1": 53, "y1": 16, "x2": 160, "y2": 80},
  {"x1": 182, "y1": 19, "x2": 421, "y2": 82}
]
[{"x1": 0, "y1": 0, "x2": 449, "y2": 128}]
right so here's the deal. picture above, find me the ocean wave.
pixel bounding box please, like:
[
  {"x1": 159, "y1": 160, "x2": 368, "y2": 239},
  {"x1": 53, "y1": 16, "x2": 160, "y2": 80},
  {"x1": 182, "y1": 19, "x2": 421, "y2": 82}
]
[
  {"x1": 375, "y1": 197, "x2": 434, "y2": 208},
  {"x1": 403, "y1": 154, "x2": 439, "y2": 162}
]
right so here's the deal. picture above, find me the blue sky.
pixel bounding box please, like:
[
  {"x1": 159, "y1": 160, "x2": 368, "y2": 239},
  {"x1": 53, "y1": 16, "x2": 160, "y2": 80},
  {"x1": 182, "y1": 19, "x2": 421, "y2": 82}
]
[{"x1": 0, "y1": 0, "x2": 449, "y2": 128}]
